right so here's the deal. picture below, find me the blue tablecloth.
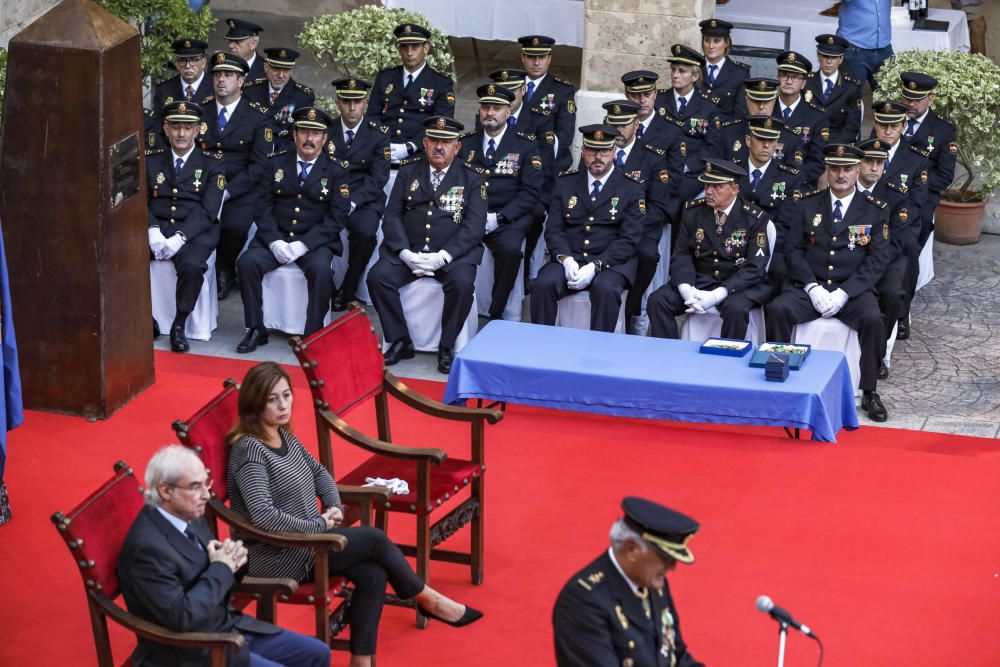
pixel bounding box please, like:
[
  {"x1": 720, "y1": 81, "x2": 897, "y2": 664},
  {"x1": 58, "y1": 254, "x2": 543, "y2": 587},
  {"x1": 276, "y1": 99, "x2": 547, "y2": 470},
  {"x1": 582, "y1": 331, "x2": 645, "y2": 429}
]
[{"x1": 443, "y1": 321, "x2": 859, "y2": 442}]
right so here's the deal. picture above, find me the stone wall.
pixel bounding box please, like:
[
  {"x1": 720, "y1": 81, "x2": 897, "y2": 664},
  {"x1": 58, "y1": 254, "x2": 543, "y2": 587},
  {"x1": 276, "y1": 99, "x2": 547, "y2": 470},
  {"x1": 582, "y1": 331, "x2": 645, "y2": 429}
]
[{"x1": 0, "y1": 0, "x2": 59, "y2": 47}]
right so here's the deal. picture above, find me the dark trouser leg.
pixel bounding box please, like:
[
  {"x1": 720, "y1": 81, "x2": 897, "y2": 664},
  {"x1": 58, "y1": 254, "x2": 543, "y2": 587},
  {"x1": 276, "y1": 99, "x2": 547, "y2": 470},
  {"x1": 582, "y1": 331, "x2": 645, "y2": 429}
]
[
  {"x1": 295, "y1": 246, "x2": 335, "y2": 336},
  {"x1": 437, "y1": 262, "x2": 476, "y2": 349},
  {"x1": 366, "y1": 258, "x2": 418, "y2": 344},
  {"x1": 647, "y1": 284, "x2": 685, "y2": 339},
  {"x1": 588, "y1": 270, "x2": 628, "y2": 333},
  {"x1": 624, "y1": 235, "x2": 661, "y2": 318},
  {"x1": 217, "y1": 197, "x2": 256, "y2": 276},
  {"x1": 836, "y1": 291, "x2": 884, "y2": 392},
  {"x1": 523, "y1": 202, "x2": 547, "y2": 277},
  {"x1": 339, "y1": 208, "x2": 380, "y2": 301},
  {"x1": 877, "y1": 254, "x2": 906, "y2": 352},
  {"x1": 171, "y1": 242, "x2": 213, "y2": 321},
  {"x1": 484, "y1": 225, "x2": 526, "y2": 320},
  {"x1": 718, "y1": 290, "x2": 755, "y2": 340},
  {"x1": 768, "y1": 251, "x2": 788, "y2": 296},
  {"x1": 236, "y1": 245, "x2": 281, "y2": 330},
  {"x1": 918, "y1": 196, "x2": 937, "y2": 247},
  {"x1": 530, "y1": 261, "x2": 572, "y2": 326},
  {"x1": 765, "y1": 288, "x2": 819, "y2": 342},
  {"x1": 901, "y1": 226, "x2": 921, "y2": 318}
]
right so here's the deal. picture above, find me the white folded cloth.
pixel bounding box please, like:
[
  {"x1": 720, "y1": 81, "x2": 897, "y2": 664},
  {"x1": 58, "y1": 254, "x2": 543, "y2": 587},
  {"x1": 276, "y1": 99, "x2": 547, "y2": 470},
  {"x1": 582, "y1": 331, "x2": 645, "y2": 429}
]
[{"x1": 362, "y1": 477, "x2": 410, "y2": 495}]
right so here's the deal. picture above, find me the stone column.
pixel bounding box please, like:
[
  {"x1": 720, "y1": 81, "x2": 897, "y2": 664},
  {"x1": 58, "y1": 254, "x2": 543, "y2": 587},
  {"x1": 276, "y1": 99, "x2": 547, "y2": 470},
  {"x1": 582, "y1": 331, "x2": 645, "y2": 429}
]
[{"x1": 574, "y1": 0, "x2": 714, "y2": 157}]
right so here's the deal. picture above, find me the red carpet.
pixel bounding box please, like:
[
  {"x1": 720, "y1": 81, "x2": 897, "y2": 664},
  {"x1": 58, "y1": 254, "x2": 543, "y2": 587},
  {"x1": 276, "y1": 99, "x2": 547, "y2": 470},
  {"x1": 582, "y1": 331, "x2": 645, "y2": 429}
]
[{"x1": 2, "y1": 351, "x2": 1000, "y2": 666}]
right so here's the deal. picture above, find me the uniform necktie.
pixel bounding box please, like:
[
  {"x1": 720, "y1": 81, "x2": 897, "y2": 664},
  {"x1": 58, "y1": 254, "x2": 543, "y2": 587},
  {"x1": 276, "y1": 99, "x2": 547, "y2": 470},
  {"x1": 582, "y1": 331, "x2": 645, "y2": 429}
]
[
  {"x1": 185, "y1": 84, "x2": 195, "y2": 101},
  {"x1": 615, "y1": 149, "x2": 626, "y2": 167},
  {"x1": 885, "y1": 153, "x2": 892, "y2": 170},
  {"x1": 823, "y1": 78, "x2": 833, "y2": 104},
  {"x1": 345, "y1": 129, "x2": 354, "y2": 147},
  {"x1": 184, "y1": 527, "x2": 203, "y2": 551},
  {"x1": 708, "y1": 64, "x2": 718, "y2": 85},
  {"x1": 174, "y1": 157, "x2": 184, "y2": 176},
  {"x1": 506, "y1": 116, "x2": 516, "y2": 129},
  {"x1": 217, "y1": 107, "x2": 228, "y2": 132},
  {"x1": 750, "y1": 168, "x2": 762, "y2": 191},
  {"x1": 782, "y1": 106, "x2": 791, "y2": 122},
  {"x1": 635, "y1": 587, "x2": 652, "y2": 620},
  {"x1": 862, "y1": 189, "x2": 871, "y2": 197},
  {"x1": 677, "y1": 96, "x2": 687, "y2": 114},
  {"x1": 486, "y1": 138, "x2": 496, "y2": 162},
  {"x1": 270, "y1": 90, "x2": 278, "y2": 104},
  {"x1": 636, "y1": 123, "x2": 645, "y2": 138},
  {"x1": 590, "y1": 180, "x2": 602, "y2": 199},
  {"x1": 298, "y1": 160, "x2": 310, "y2": 188},
  {"x1": 905, "y1": 118, "x2": 918, "y2": 139},
  {"x1": 833, "y1": 199, "x2": 843, "y2": 223},
  {"x1": 431, "y1": 169, "x2": 444, "y2": 190},
  {"x1": 526, "y1": 81, "x2": 535, "y2": 101},
  {"x1": 404, "y1": 73, "x2": 414, "y2": 90},
  {"x1": 715, "y1": 209, "x2": 727, "y2": 235}
]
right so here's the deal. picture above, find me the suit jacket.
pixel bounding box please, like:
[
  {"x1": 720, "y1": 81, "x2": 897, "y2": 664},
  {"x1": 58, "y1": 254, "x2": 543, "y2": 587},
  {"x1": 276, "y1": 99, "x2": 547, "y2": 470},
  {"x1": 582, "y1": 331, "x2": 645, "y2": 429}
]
[
  {"x1": 617, "y1": 142, "x2": 675, "y2": 237},
  {"x1": 242, "y1": 78, "x2": 315, "y2": 145},
  {"x1": 117, "y1": 506, "x2": 278, "y2": 667},
  {"x1": 785, "y1": 189, "x2": 892, "y2": 297},
  {"x1": 522, "y1": 74, "x2": 577, "y2": 172},
  {"x1": 254, "y1": 149, "x2": 349, "y2": 253},
  {"x1": 197, "y1": 98, "x2": 276, "y2": 204},
  {"x1": 545, "y1": 168, "x2": 646, "y2": 283},
  {"x1": 459, "y1": 128, "x2": 544, "y2": 232},
  {"x1": 380, "y1": 156, "x2": 487, "y2": 267},
  {"x1": 906, "y1": 108, "x2": 957, "y2": 206},
  {"x1": 773, "y1": 97, "x2": 831, "y2": 186},
  {"x1": 366, "y1": 65, "x2": 455, "y2": 147},
  {"x1": 867, "y1": 179, "x2": 913, "y2": 258},
  {"x1": 244, "y1": 54, "x2": 266, "y2": 85},
  {"x1": 552, "y1": 551, "x2": 703, "y2": 667},
  {"x1": 329, "y1": 119, "x2": 391, "y2": 215},
  {"x1": 655, "y1": 88, "x2": 720, "y2": 133},
  {"x1": 701, "y1": 57, "x2": 750, "y2": 118},
  {"x1": 881, "y1": 142, "x2": 930, "y2": 233},
  {"x1": 146, "y1": 148, "x2": 226, "y2": 247},
  {"x1": 804, "y1": 69, "x2": 862, "y2": 144},
  {"x1": 153, "y1": 74, "x2": 214, "y2": 114}
]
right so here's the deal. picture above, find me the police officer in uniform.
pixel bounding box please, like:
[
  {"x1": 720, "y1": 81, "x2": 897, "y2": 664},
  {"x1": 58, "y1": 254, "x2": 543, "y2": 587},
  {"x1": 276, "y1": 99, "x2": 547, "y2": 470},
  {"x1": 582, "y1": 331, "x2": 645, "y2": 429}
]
[
  {"x1": 224, "y1": 18, "x2": 266, "y2": 83},
  {"x1": 774, "y1": 51, "x2": 831, "y2": 186},
  {"x1": 146, "y1": 101, "x2": 225, "y2": 352},
  {"x1": 530, "y1": 125, "x2": 646, "y2": 333},
  {"x1": 367, "y1": 23, "x2": 456, "y2": 167},
  {"x1": 199, "y1": 51, "x2": 275, "y2": 299},
  {"x1": 235, "y1": 107, "x2": 348, "y2": 352},
  {"x1": 458, "y1": 84, "x2": 543, "y2": 320},
  {"x1": 699, "y1": 19, "x2": 750, "y2": 119},
  {"x1": 765, "y1": 144, "x2": 892, "y2": 421},
  {"x1": 328, "y1": 78, "x2": 391, "y2": 310},
  {"x1": 647, "y1": 158, "x2": 771, "y2": 339},
  {"x1": 552, "y1": 497, "x2": 704, "y2": 667},
  {"x1": 367, "y1": 116, "x2": 487, "y2": 374},
  {"x1": 488, "y1": 67, "x2": 556, "y2": 152},
  {"x1": 242, "y1": 47, "x2": 315, "y2": 146},
  {"x1": 153, "y1": 39, "x2": 213, "y2": 112},
  {"x1": 622, "y1": 71, "x2": 683, "y2": 153},
  {"x1": 806, "y1": 35, "x2": 862, "y2": 144}
]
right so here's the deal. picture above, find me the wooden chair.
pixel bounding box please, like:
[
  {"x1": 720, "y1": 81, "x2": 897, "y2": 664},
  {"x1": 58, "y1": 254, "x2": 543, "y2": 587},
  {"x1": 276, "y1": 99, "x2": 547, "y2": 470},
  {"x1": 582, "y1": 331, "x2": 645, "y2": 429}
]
[
  {"x1": 289, "y1": 304, "x2": 504, "y2": 626},
  {"x1": 173, "y1": 379, "x2": 391, "y2": 648},
  {"x1": 51, "y1": 461, "x2": 296, "y2": 667}
]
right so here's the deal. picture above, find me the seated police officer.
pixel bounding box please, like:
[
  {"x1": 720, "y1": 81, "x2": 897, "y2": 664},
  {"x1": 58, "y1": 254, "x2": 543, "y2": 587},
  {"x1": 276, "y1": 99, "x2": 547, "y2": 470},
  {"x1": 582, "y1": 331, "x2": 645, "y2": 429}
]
[
  {"x1": 806, "y1": 35, "x2": 862, "y2": 145},
  {"x1": 327, "y1": 77, "x2": 391, "y2": 310},
  {"x1": 699, "y1": 18, "x2": 750, "y2": 119},
  {"x1": 242, "y1": 47, "x2": 315, "y2": 145},
  {"x1": 774, "y1": 51, "x2": 830, "y2": 187},
  {"x1": 647, "y1": 158, "x2": 771, "y2": 340},
  {"x1": 552, "y1": 497, "x2": 704, "y2": 667},
  {"x1": 224, "y1": 18, "x2": 265, "y2": 82},
  {"x1": 459, "y1": 83, "x2": 543, "y2": 320},
  {"x1": 147, "y1": 101, "x2": 225, "y2": 353},
  {"x1": 235, "y1": 107, "x2": 348, "y2": 352},
  {"x1": 367, "y1": 116, "x2": 487, "y2": 374},
  {"x1": 765, "y1": 144, "x2": 892, "y2": 422},
  {"x1": 153, "y1": 38, "x2": 212, "y2": 112},
  {"x1": 530, "y1": 125, "x2": 645, "y2": 333}
]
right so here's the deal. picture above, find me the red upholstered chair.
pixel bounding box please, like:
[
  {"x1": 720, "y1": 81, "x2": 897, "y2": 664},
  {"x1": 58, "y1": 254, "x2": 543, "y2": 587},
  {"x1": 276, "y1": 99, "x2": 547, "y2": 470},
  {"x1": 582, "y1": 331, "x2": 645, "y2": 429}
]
[
  {"x1": 173, "y1": 379, "x2": 390, "y2": 648},
  {"x1": 288, "y1": 304, "x2": 504, "y2": 625},
  {"x1": 51, "y1": 461, "x2": 295, "y2": 667}
]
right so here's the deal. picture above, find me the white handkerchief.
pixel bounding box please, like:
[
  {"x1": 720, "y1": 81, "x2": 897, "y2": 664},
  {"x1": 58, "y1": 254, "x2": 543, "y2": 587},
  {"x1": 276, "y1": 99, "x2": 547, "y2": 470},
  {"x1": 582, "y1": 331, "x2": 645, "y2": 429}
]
[{"x1": 363, "y1": 477, "x2": 410, "y2": 495}]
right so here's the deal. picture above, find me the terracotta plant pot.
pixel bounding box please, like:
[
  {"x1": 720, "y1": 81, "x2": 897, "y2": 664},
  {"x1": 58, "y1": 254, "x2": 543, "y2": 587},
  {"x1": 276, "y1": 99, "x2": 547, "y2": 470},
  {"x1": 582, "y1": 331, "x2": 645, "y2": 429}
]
[{"x1": 935, "y1": 198, "x2": 988, "y2": 245}]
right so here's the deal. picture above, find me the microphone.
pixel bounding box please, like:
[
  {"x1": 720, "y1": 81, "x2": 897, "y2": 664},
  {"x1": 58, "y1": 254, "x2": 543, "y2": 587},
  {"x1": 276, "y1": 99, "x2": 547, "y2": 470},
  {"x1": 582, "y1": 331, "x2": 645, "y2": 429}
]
[{"x1": 755, "y1": 595, "x2": 816, "y2": 637}]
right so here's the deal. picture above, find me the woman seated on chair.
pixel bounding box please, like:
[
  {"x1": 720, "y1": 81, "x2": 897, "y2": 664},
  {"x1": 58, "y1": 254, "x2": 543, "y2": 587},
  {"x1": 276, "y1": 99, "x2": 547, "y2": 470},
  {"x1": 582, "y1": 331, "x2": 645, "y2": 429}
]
[{"x1": 226, "y1": 362, "x2": 481, "y2": 667}]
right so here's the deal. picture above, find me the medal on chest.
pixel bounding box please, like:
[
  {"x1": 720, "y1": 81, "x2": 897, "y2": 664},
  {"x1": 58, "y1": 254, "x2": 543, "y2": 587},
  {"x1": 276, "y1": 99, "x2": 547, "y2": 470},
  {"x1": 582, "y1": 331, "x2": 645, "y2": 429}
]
[
  {"x1": 610, "y1": 196, "x2": 619, "y2": 217},
  {"x1": 320, "y1": 178, "x2": 329, "y2": 197},
  {"x1": 193, "y1": 168, "x2": 202, "y2": 191},
  {"x1": 771, "y1": 182, "x2": 786, "y2": 200},
  {"x1": 439, "y1": 186, "x2": 465, "y2": 222},
  {"x1": 848, "y1": 224, "x2": 871, "y2": 251},
  {"x1": 494, "y1": 153, "x2": 520, "y2": 175}
]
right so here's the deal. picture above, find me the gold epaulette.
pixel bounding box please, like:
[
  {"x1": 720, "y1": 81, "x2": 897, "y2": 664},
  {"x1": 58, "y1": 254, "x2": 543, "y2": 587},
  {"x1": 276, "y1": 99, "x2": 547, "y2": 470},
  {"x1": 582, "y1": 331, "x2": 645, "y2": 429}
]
[{"x1": 685, "y1": 197, "x2": 706, "y2": 209}]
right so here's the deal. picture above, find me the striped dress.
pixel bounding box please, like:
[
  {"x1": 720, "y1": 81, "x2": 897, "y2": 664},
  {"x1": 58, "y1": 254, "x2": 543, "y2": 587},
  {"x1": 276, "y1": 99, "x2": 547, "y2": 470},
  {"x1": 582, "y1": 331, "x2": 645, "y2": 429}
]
[{"x1": 227, "y1": 429, "x2": 342, "y2": 581}]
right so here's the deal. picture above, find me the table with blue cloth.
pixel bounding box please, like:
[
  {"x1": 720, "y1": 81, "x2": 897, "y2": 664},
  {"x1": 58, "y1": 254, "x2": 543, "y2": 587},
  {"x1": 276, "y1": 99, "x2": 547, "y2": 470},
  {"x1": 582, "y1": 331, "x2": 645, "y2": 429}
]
[{"x1": 442, "y1": 321, "x2": 859, "y2": 443}]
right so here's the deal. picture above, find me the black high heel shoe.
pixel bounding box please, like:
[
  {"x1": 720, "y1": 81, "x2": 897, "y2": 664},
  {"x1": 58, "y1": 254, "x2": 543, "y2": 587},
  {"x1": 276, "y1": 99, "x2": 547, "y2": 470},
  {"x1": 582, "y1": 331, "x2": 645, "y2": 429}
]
[{"x1": 417, "y1": 604, "x2": 483, "y2": 627}]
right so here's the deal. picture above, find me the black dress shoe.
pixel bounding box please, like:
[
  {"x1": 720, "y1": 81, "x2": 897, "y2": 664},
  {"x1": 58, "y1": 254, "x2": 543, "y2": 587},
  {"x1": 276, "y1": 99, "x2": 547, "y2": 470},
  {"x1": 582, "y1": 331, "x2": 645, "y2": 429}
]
[
  {"x1": 896, "y1": 318, "x2": 910, "y2": 340},
  {"x1": 153, "y1": 318, "x2": 161, "y2": 339},
  {"x1": 383, "y1": 339, "x2": 415, "y2": 366},
  {"x1": 861, "y1": 391, "x2": 888, "y2": 422},
  {"x1": 878, "y1": 361, "x2": 889, "y2": 380},
  {"x1": 331, "y1": 294, "x2": 352, "y2": 312},
  {"x1": 417, "y1": 604, "x2": 483, "y2": 628},
  {"x1": 169, "y1": 324, "x2": 190, "y2": 353},
  {"x1": 437, "y1": 346, "x2": 455, "y2": 374},
  {"x1": 217, "y1": 270, "x2": 235, "y2": 300},
  {"x1": 236, "y1": 327, "x2": 268, "y2": 354}
]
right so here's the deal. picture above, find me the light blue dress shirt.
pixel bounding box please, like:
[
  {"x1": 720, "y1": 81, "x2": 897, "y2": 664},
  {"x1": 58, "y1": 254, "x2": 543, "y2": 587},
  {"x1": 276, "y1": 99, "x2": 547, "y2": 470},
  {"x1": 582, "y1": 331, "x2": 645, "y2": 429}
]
[{"x1": 837, "y1": 0, "x2": 893, "y2": 49}]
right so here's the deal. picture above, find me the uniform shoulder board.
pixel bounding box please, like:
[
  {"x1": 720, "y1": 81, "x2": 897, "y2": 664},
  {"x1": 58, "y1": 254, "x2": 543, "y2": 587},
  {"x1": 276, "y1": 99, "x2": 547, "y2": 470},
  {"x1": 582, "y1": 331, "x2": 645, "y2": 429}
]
[
  {"x1": 243, "y1": 78, "x2": 265, "y2": 88},
  {"x1": 558, "y1": 169, "x2": 578, "y2": 177},
  {"x1": 718, "y1": 118, "x2": 742, "y2": 128},
  {"x1": 797, "y1": 189, "x2": 824, "y2": 200},
  {"x1": 200, "y1": 95, "x2": 215, "y2": 106},
  {"x1": 624, "y1": 171, "x2": 645, "y2": 184},
  {"x1": 247, "y1": 101, "x2": 268, "y2": 114},
  {"x1": 805, "y1": 98, "x2": 825, "y2": 112},
  {"x1": 201, "y1": 150, "x2": 224, "y2": 159},
  {"x1": 741, "y1": 201, "x2": 764, "y2": 218},
  {"x1": 699, "y1": 90, "x2": 713, "y2": 101},
  {"x1": 685, "y1": 197, "x2": 706, "y2": 209},
  {"x1": 266, "y1": 150, "x2": 288, "y2": 159},
  {"x1": 843, "y1": 72, "x2": 862, "y2": 86},
  {"x1": 642, "y1": 143, "x2": 665, "y2": 156},
  {"x1": 530, "y1": 106, "x2": 552, "y2": 117},
  {"x1": 143, "y1": 108, "x2": 155, "y2": 118},
  {"x1": 660, "y1": 112, "x2": 684, "y2": 127},
  {"x1": 777, "y1": 163, "x2": 800, "y2": 175},
  {"x1": 939, "y1": 115, "x2": 956, "y2": 129},
  {"x1": 865, "y1": 194, "x2": 888, "y2": 209},
  {"x1": 367, "y1": 120, "x2": 389, "y2": 134},
  {"x1": 340, "y1": 159, "x2": 351, "y2": 169},
  {"x1": 575, "y1": 570, "x2": 606, "y2": 591},
  {"x1": 144, "y1": 148, "x2": 165, "y2": 156},
  {"x1": 656, "y1": 87, "x2": 671, "y2": 95},
  {"x1": 294, "y1": 81, "x2": 313, "y2": 93},
  {"x1": 887, "y1": 180, "x2": 908, "y2": 194},
  {"x1": 909, "y1": 144, "x2": 931, "y2": 158},
  {"x1": 515, "y1": 130, "x2": 536, "y2": 142},
  {"x1": 400, "y1": 154, "x2": 425, "y2": 166},
  {"x1": 732, "y1": 59, "x2": 751, "y2": 70},
  {"x1": 428, "y1": 65, "x2": 454, "y2": 82},
  {"x1": 462, "y1": 162, "x2": 489, "y2": 175},
  {"x1": 551, "y1": 75, "x2": 575, "y2": 88}
]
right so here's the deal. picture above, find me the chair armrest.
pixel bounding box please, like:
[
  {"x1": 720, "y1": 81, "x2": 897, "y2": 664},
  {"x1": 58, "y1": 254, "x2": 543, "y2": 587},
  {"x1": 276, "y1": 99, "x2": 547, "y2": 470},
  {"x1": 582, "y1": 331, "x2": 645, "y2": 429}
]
[
  {"x1": 318, "y1": 409, "x2": 447, "y2": 464},
  {"x1": 338, "y1": 484, "x2": 391, "y2": 506},
  {"x1": 236, "y1": 577, "x2": 299, "y2": 599},
  {"x1": 209, "y1": 500, "x2": 348, "y2": 550},
  {"x1": 384, "y1": 372, "x2": 504, "y2": 424},
  {"x1": 91, "y1": 591, "x2": 245, "y2": 652}
]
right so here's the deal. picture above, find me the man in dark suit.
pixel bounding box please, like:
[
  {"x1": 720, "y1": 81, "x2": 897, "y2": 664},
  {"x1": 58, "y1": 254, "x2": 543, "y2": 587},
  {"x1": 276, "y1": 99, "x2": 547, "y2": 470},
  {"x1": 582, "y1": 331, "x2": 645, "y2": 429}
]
[
  {"x1": 198, "y1": 51, "x2": 275, "y2": 299},
  {"x1": 765, "y1": 144, "x2": 893, "y2": 421},
  {"x1": 552, "y1": 497, "x2": 704, "y2": 667},
  {"x1": 774, "y1": 51, "x2": 831, "y2": 186},
  {"x1": 806, "y1": 35, "x2": 862, "y2": 145},
  {"x1": 242, "y1": 48, "x2": 315, "y2": 147},
  {"x1": 458, "y1": 84, "x2": 543, "y2": 320},
  {"x1": 367, "y1": 23, "x2": 456, "y2": 166},
  {"x1": 647, "y1": 158, "x2": 771, "y2": 339},
  {"x1": 153, "y1": 39, "x2": 213, "y2": 113},
  {"x1": 118, "y1": 445, "x2": 330, "y2": 667},
  {"x1": 367, "y1": 116, "x2": 487, "y2": 373},
  {"x1": 328, "y1": 78, "x2": 391, "y2": 310},
  {"x1": 699, "y1": 19, "x2": 750, "y2": 119},
  {"x1": 224, "y1": 18, "x2": 266, "y2": 83},
  {"x1": 236, "y1": 107, "x2": 348, "y2": 352},
  {"x1": 530, "y1": 125, "x2": 646, "y2": 333},
  {"x1": 147, "y1": 101, "x2": 225, "y2": 353}
]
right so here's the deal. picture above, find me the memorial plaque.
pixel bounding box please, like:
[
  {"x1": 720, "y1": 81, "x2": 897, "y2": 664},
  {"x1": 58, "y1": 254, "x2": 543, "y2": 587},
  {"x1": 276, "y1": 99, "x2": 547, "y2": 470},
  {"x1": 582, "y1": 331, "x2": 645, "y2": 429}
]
[{"x1": 109, "y1": 133, "x2": 141, "y2": 208}]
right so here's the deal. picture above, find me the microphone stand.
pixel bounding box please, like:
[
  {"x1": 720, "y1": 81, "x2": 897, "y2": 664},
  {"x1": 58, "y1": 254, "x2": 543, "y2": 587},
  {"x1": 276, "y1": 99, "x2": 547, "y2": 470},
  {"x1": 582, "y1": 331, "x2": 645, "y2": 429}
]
[{"x1": 775, "y1": 621, "x2": 789, "y2": 667}]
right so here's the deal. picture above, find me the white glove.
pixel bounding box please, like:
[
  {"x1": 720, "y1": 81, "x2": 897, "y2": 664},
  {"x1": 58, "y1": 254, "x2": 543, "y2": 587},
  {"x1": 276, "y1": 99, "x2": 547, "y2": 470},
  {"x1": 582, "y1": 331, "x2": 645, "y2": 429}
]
[
  {"x1": 806, "y1": 284, "x2": 832, "y2": 314},
  {"x1": 400, "y1": 249, "x2": 434, "y2": 276},
  {"x1": 562, "y1": 257, "x2": 580, "y2": 282},
  {"x1": 148, "y1": 228, "x2": 168, "y2": 258},
  {"x1": 568, "y1": 262, "x2": 597, "y2": 290},
  {"x1": 821, "y1": 287, "x2": 849, "y2": 318},
  {"x1": 389, "y1": 143, "x2": 409, "y2": 162},
  {"x1": 425, "y1": 250, "x2": 451, "y2": 271},
  {"x1": 485, "y1": 212, "x2": 500, "y2": 235},
  {"x1": 287, "y1": 241, "x2": 309, "y2": 261},
  {"x1": 684, "y1": 288, "x2": 713, "y2": 314},
  {"x1": 160, "y1": 233, "x2": 186, "y2": 259},
  {"x1": 705, "y1": 286, "x2": 728, "y2": 309},
  {"x1": 677, "y1": 283, "x2": 695, "y2": 302},
  {"x1": 269, "y1": 240, "x2": 294, "y2": 264}
]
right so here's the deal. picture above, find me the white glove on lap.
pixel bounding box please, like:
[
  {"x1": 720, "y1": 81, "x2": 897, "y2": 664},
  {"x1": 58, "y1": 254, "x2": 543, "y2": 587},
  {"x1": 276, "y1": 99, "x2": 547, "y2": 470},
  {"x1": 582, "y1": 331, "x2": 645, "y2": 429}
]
[
  {"x1": 822, "y1": 288, "x2": 849, "y2": 318},
  {"x1": 270, "y1": 240, "x2": 294, "y2": 264},
  {"x1": 485, "y1": 212, "x2": 500, "y2": 234},
  {"x1": 568, "y1": 262, "x2": 596, "y2": 290},
  {"x1": 425, "y1": 250, "x2": 450, "y2": 271},
  {"x1": 562, "y1": 257, "x2": 580, "y2": 282},
  {"x1": 389, "y1": 143, "x2": 409, "y2": 162},
  {"x1": 400, "y1": 249, "x2": 434, "y2": 276},
  {"x1": 160, "y1": 234, "x2": 185, "y2": 259},
  {"x1": 287, "y1": 241, "x2": 309, "y2": 261},
  {"x1": 684, "y1": 288, "x2": 712, "y2": 314},
  {"x1": 705, "y1": 286, "x2": 728, "y2": 309},
  {"x1": 148, "y1": 228, "x2": 168, "y2": 258},
  {"x1": 806, "y1": 284, "x2": 832, "y2": 314},
  {"x1": 678, "y1": 283, "x2": 695, "y2": 302}
]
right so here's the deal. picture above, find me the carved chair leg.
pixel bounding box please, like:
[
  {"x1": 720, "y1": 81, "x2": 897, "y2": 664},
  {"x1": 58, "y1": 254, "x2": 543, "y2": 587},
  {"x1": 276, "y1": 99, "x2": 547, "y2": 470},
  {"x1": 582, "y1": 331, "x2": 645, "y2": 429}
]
[{"x1": 471, "y1": 477, "x2": 484, "y2": 585}]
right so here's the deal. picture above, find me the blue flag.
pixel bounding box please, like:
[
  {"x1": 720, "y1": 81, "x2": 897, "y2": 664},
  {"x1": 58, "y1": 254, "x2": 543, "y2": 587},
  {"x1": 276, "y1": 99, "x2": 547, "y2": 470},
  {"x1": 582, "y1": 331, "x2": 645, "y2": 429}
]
[{"x1": 0, "y1": 217, "x2": 24, "y2": 526}]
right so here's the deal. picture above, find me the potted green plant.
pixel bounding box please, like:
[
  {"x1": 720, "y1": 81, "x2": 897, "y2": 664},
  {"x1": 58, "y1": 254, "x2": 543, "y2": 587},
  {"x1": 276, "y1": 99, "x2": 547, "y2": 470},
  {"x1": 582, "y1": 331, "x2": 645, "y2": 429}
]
[
  {"x1": 298, "y1": 6, "x2": 455, "y2": 115},
  {"x1": 875, "y1": 48, "x2": 1000, "y2": 245}
]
